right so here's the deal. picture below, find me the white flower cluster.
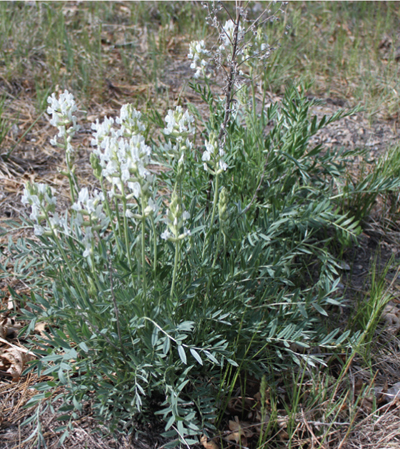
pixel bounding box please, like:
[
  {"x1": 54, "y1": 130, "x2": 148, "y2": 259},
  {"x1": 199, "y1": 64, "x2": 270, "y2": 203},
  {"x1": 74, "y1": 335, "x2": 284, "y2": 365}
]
[
  {"x1": 91, "y1": 105, "x2": 153, "y2": 203},
  {"x1": 216, "y1": 18, "x2": 271, "y2": 72},
  {"x1": 21, "y1": 183, "x2": 56, "y2": 236},
  {"x1": 162, "y1": 138, "x2": 193, "y2": 163},
  {"x1": 220, "y1": 19, "x2": 244, "y2": 52},
  {"x1": 162, "y1": 107, "x2": 195, "y2": 168},
  {"x1": 72, "y1": 188, "x2": 107, "y2": 227},
  {"x1": 163, "y1": 106, "x2": 195, "y2": 142},
  {"x1": 161, "y1": 190, "x2": 191, "y2": 242},
  {"x1": 71, "y1": 188, "x2": 109, "y2": 257},
  {"x1": 188, "y1": 40, "x2": 210, "y2": 79},
  {"x1": 22, "y1": 181, "x2": 109, "y2": 258},
  {"x1": 47, "y1": 90, "x2": 80, "y2": 153},
  {"x1": 202, "y1": 132, "x2": 228, "y2": 175},
  {"x1": 116, "y1": 104, "x2": 146, "y2": 138}
]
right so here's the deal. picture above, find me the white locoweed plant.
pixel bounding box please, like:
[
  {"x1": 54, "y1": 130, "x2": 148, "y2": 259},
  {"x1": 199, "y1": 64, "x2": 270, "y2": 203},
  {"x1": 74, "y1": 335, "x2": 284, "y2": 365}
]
[{"x1": 3, "y1": 2, "x2": 368, "y2": 447}]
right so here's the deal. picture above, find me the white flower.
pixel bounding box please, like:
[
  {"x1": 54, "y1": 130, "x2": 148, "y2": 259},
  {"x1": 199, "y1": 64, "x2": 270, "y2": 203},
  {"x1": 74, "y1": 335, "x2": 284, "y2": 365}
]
[
  {"x1": 161, "y1": 229, "x2": 171, "y2": 241},
  {"x1": 128, "y1": 181, "x2": 141, "y2": 198},
  {"x1": 78, "y1": 187, "x2": 89, "y2": 206},
  {"x1": 92, "y1": 114, "x2": 153, "y2": 200},
  {"x1": 47, "y1": 90, "x2": 77, "y2": 126},
  {"x1": 116, "y1": 104, "x2": 145, "y2": 137},
  {"x1": 72, "y1": 188, "x2": 108, "y2": 230},
  {"x1": 91, "y1": 116, "x2": 115, "y2": 148},
  {"x1": 220, "y1": 20, "x2": 244, "y2": 50},
  {"x1": 143, "y1": 197, "x2": 157, "y2": 217},
  {"x1": 163, "y1": 106, "x2": 194, "y2": 140},
  {"x1": 21, "y1": 187, "x2": 34, "y2": 206},
  {"x1": 148, "y1": 197, "x2": 157, "y2": 212},
  {"x1": 82, "y1": 247, "x2": 91, "y2": 258},
  {"x1": 47, "y1": 90, "x2": 79, "y2": 151},
  {"x1": 22, "y1": 182, "x2": 57, "y2": 232},
  {"x1": 81, "y1": 227, "x2": 94, "y2": 258},
  {"x1": 29, "y1": 204, "x2": 40, "y2": 221},
  {"x1": 202, "y1": 150, "x2": 211, "y2": 162},
  {"x1": 202, "y1": 133, "x2": 228, "y2": 174},
  {"x1": 219, "y1": 160, "x2": 228, "y2": 171},
  {"x1": 188, "y1": 40, "x2": 210, "y2": 78}
]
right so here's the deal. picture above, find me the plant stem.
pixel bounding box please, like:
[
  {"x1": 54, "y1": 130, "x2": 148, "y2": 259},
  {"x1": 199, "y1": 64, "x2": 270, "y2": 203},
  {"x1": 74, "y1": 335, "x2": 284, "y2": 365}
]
[
  {"x1": 151, "y1": 216, "x2": 157, "y2": 274},
  {"x1": 141, "y1": 199, "x2": 147, "y2": 297},
  {"x1": 250, "y1": 68, "x2": 257, "y2": 124},
  {"x1": 109, "y1": 260, "x2": 126, "y2": 359},
  {"x1": 170, "y1": 239, "x2": 180, "y2": 301},
  {"x1": 100, "y1": 177, "x2": 121, "y2": 255},
  {"x1": 67, "y1": 173, "x2": 76, "y2": 204},
  {"x1": 121, "y1": 185, "x2": 133, "y2": 272},
  {"x1": 212, "y1": 227, "x2": 222, "y2": 270},
  {"x1": 202, "y1": 174, "x2": 219, "y2": 259},
  {"x1": 44, "y1": 212, "x2": 86, "y2": 304}
]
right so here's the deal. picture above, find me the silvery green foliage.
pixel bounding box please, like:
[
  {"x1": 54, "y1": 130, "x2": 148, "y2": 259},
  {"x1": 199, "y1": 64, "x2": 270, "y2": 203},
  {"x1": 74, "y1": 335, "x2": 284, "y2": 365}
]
[
  {"x1": 3, "y1": 3, "x2": 369, "y2": 448},
  {"x1": 12, "y1": 86, "x2": 362, "y2": 446}
]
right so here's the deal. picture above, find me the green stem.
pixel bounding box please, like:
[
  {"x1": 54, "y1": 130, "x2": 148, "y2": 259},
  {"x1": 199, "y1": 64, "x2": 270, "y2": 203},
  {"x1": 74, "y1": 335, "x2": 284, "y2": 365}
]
[
  {"x1": 250, "y1": 68, "x2": 257, "y2": 124},
  {"x1": 212, "y1": 227, "x2": 222, "y2": 270},
  {"x1": 67, "y1": 173, "x2": 76, "y2": 204},
  {"x1": 202, "y1": 174, "x2": 219, "y2": 259},
  {"x1": 170, "y1": 239, "x2": 180, "y2": 301},
  {"x1": 151, "y1": 216, "x2": 157, "y2": 274},
  {"x1": 203, "y1": 226, "x2": 222, "y2": 308},
  {"x1": 121, "y1": 185, "x2": 133, "y2": 272},
  {"x1": 65, "y1": 148, "x2": 80, "y2": 204},
  {"x1": 141, "y1": 201, "x2": 147, "y2": 297},
  {"x1": 113, "y1": 196, "x2": 123, "y2": 242},
  {"x1": 100, "y1": 177, "x2": 121, "y2": 255}
]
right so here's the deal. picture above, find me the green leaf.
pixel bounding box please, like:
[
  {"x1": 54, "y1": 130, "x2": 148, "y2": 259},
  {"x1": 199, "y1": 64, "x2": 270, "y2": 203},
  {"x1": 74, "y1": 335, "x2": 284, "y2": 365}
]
[
  {"x1": 204, "y1": 351, "x2": 218, "y2": 364},
  {"x1": 177, "y1": 321, "x2": 195, "y2": 332},
  {"x1": 190, "y1": 348, "x2": 203, "y2": 365},
  {"x1": 312, "y1": 302, "x2": 328, "y2": 316},
  {"x1": 163, "y1": 337, "x2": 171, "y2": 355},
  {"x1": 58, "y1": 368, "x2": 67, "y2": 385},
  {"x1": 165, "y1": 414, "x2": 175, "y2": 431},
  {"x1": 177, "y1": 345, "x2": 187, "y2": 365},
  {"x1": 78, "y1": 342, "x2": 89, "y2": 352}
]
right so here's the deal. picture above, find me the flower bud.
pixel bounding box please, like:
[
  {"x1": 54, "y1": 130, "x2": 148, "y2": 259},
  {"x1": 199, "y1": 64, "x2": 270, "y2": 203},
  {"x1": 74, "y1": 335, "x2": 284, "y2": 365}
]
[
  {"x1": 90, "y1": 153, "x2": 102, "y2": 180},
  {"x1": 218, "y1": 186, "x2": 228, "y2": 223}
]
